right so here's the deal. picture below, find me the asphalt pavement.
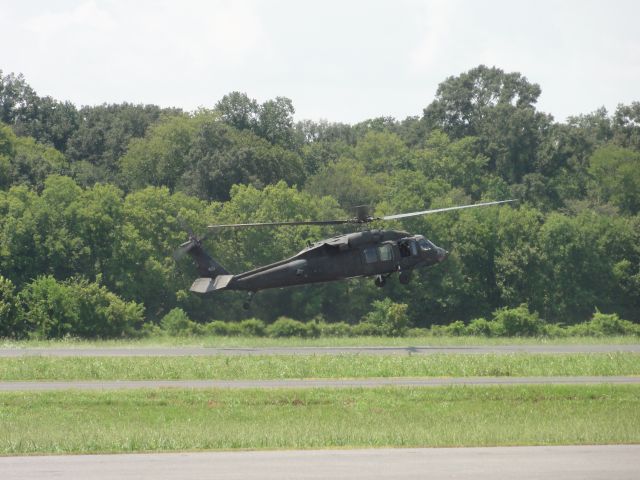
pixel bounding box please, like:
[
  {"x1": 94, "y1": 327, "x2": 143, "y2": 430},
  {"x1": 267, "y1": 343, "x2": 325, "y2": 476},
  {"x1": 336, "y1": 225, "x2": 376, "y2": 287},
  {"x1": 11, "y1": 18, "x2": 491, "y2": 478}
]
[
  {"x1": 1, "y1": 344, "x2": 639, "y2": 357},
  {"x1": 1, "y1": 445, "x2": 638, "y2": 480}
]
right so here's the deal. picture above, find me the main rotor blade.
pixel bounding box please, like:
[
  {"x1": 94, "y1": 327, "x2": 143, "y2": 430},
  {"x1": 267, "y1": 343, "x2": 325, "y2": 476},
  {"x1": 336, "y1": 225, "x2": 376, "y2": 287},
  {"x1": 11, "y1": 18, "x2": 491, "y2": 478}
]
[
  {"x1": 380, "y1": 199, "x2": 516, "y2": 221},
  {"x1": 207, "y1": 219, "x2": 353, "y2": 230}
]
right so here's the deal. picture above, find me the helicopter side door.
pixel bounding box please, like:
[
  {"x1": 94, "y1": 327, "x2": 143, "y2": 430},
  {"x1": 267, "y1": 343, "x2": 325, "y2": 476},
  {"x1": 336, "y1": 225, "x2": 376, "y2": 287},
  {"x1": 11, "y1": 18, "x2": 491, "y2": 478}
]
[{"x1": 361, "y1": 242, "x2": 397, "y2": 276}]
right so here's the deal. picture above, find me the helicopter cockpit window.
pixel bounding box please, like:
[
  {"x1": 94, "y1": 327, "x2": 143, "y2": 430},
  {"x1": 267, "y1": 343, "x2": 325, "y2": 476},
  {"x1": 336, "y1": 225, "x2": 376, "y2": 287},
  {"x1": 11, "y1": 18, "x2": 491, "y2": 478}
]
[
  {"x1": 410, "y1": 241, "x2": 418, "y2": 256},
  {"x1": 378, "y1": 244, "x2": 393, "y2": 262},
  {"x1": 418, "y1": 238, "x2": 434, "y2": 251},
  {"x1": 363, "y1": 246, "x2": 378, "y2": 263}
]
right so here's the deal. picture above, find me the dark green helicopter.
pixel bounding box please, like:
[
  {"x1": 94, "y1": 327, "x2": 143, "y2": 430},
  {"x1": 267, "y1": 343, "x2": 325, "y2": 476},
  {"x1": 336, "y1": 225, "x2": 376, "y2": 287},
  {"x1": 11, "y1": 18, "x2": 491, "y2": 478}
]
[{"x1": 176, "y1": 200, "x2": 514, "y2": 308}]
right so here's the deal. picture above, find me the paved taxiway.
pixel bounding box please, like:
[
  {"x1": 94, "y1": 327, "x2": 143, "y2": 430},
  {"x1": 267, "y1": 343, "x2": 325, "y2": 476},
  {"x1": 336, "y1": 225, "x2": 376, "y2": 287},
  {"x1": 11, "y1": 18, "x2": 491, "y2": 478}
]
[
  {"x1": 2, "y1": 445, "x2": 638, "y2": 480},
  {"x1": 1, "y1": 344, "x2": 639, "y2": 357},
  {"x1": 1, "y1": 375, "x2": 638, "y2": 391}
]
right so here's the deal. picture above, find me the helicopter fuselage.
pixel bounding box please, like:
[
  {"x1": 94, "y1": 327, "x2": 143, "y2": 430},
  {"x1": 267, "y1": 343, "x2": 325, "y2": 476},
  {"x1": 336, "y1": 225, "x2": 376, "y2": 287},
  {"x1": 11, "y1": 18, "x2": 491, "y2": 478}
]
[{"x1": 189, "y1": 229, "x2": 448, "y2": 294}]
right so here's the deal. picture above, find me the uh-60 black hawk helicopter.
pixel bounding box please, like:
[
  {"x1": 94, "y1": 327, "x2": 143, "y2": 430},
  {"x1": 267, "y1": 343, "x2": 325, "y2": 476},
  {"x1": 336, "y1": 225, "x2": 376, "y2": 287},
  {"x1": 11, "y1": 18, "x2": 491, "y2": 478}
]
[{"x1": 175, "y1": 200, "x2": 514, "y2": 308}]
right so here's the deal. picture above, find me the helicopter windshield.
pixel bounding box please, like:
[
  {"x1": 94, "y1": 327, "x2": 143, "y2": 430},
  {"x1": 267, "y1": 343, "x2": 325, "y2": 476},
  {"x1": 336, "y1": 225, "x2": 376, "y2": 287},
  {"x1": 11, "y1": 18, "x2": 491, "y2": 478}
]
[{"x1": 417, "y1": 238, "x2": 436, "y2": 251}]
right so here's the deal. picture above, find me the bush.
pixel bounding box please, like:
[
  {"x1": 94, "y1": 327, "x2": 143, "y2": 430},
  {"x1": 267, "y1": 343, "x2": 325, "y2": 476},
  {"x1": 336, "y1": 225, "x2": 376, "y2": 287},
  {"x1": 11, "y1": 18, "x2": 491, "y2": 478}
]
[
  {"x1": 444, "y1": 320, "x2": 467, "y2": 336},
  {"x1": 318, "y1": 321, "x2": 353, "y2": 337},
  {"x1": 204, "y1": 320, "x2": 241, "y2": 336},
  {"x1": 362, "y1": 298, "x2": 411, "y2": 336},
  {"x1": 579, "y1": 311, "x2": 639, "y2": 336},
  {"x1": 266, "y1": 317, "x2": 310, "y2": 338},
  {"x1": 160, "y1": 308, "x2": 202, "y2": 336},
  {"x1": 351, "y1": 322, "x2": 384, "y2": 336},
  {"x1": 19, "y1": 276, "x2": 80, "y2": 339},
  {"x1": 0, "y1": 275, "x2": 23, "y2": 338},
  {"x1": 238, "y1": 318, "x2": 266, "y2": 337},
  {"x1": 491, "y1": 304, "x2": 545, "y2": 337},
  {"x1": 465, "y1": 317, "x2": 493, "y2": 337},
  {"x1": 18, "y1": 276, "x2": 142, "y2": 339}
]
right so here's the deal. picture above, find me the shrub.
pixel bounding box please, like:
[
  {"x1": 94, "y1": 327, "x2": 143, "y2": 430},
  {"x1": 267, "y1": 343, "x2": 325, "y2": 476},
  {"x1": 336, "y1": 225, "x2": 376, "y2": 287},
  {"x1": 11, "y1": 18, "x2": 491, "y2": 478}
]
[
  {"x1": 318, "y1": 321, "x2": 353, "y2": 337},
  {"x1": 18, "y1": 276, "x2": 142, "y2": 339},
  {"x1": 74, "y1": 279, "x2": 143, "y2": 338},
  {"x1": 160, "y1": 308, "x2": 202, "y2": 336},
  {"x1": 266, "y1": 317, "x2": 310, "y2": 338},
  {"x1": 204, "y1": 320, "x2": 240, "y2": 336},
  {"x1": 406, "y1": 327, "x2": 430, "y2": 337},
  {"x1": 465, "y1": 317, "x2": 493, "y2": 337},
  {"x1": 352, "y1": 322, "x2": 384, "y2": 336},
  {"x1": 362, "y1": 298, "x2": 411, "y2": 336},
  {"x1": 19, "y1": 276, "x2": 80, "y2": 339},
  {"x1": 582, "y1": 311, "x2": 639, "y2": 336},
  {"x1": 444, "y1": 320, "x2": 467, "y2": 336},
  {"x1": 491, "y1": 304, "x2": 545, "y2": 337},
  {"x1": 0, "y1": 275, "x2": 23, "y2": 338},
  {"x1": 238, "y1": 318, "x2": 266, "y2": 337}
]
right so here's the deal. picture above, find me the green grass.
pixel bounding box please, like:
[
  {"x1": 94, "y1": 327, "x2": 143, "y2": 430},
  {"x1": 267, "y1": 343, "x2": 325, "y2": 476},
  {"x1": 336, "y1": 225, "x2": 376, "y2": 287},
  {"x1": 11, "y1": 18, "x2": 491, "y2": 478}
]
[
  {"x1": 0, "y1": 385, "x2": 638, "y2": 454},
  {"x1": 2, "y1": 335, "x2": 638, "y2": 349},
  {"x1": 1, "y1": 353, "x2": 638, "y2": 381}
]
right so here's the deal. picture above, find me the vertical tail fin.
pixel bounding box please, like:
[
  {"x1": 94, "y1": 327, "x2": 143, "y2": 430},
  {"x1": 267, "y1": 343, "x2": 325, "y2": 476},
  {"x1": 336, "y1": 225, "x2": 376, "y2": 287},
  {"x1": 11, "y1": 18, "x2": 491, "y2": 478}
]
[{"x1": 185, "y1": 242, "x2": 230, "y2": 278}]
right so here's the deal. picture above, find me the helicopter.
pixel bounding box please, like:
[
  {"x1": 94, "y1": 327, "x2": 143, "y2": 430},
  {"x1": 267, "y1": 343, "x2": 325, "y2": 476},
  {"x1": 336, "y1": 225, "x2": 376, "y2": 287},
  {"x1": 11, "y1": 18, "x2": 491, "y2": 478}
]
[{"x1": 175, "y1": 200, "x2": 515, "y2": 308}]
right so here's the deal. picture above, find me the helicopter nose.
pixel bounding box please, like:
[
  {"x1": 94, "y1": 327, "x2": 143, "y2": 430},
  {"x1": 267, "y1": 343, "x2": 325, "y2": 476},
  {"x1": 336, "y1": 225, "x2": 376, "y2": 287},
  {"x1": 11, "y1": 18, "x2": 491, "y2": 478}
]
[{"x1": 437, "y1": 247, "x2": 448, "y2": 262}]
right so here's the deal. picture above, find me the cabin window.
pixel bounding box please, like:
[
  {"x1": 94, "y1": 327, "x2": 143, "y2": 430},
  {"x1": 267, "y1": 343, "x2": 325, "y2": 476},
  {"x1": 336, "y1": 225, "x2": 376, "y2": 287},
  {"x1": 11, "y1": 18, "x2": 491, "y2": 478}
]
[
  {"x1": 378, "y1": 244, "x2": 394, "y2": 262},
  {"x1": 363, "y1": 246, "x2": 378, "y2": 263}
]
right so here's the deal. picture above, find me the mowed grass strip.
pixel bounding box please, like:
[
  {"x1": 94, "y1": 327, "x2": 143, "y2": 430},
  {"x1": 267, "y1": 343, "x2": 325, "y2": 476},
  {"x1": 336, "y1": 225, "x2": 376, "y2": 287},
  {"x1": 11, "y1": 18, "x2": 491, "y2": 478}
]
[
  {"x1": 0, "y1": 385, "x2": 638, "y2": 454},
  {"x1": 0, "y1": 353, "x2": 638, "y2": 381}
]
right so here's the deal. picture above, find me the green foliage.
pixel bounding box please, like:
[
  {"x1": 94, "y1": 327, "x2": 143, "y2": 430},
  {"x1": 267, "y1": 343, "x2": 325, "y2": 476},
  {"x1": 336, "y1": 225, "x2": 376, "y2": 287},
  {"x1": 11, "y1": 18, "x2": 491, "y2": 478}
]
[
  {"x1": 160, "y1": 308, "x2": 201, "y2": 336},
  {"x1": 491, "y1": 304, "x2": 545, "y2": 337},
  {"x1": 0, "y1": 275, "x2": 22, "y2": 338},
  {"x1": 18, "y1": 276, "x2": 80, "y2": 339},
  {"x1": 318, "y1": 321, "x2": 353, "y2": 337},
  {"x1": 362, "y1": 299, "x2": 411, "y2": 336},
  {"x1": 588, "y1": 145, "x2": 640, "y2": 214},
  {"x1": 567, "y1": 311, "x2": 640, "y2": 337},
  {"x1": 266, "y1": 317, "x2": 311, "y2": 338},
  {"x1": 465, "y1": 318, "x2": 493, "y2": 337},
  {"x1": 0, "y1": 67, "x2": 639, "y2": 332},
  {"x1": 238, "y1": 318, "x2": 266, "y2": 337},
  {"x1": 17, "y1": 276, "x2": 142, "y2": 339},
  {"x1": 203, "y1": 320, "x2": 240, "y2": 337}
]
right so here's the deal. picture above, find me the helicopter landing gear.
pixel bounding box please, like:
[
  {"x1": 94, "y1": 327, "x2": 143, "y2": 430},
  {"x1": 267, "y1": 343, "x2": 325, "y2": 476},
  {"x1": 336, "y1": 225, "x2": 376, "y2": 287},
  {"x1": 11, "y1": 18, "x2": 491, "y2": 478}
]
[
  {"x1": 374, "y1": 275, "x2": 387, "y2": 288},
  {"x1": 398, "y1": 270, "x2": 412, "y2": 285},
  {"x1": 243, "y1": 292, "x2": 255, "y2": 310}
]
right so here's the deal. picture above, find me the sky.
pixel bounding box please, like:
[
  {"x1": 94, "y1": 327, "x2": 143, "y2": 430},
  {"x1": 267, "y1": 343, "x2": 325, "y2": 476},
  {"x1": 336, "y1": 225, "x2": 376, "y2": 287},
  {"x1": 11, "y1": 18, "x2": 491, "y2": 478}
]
[{"x1": 1, "y1": 0, "x2": 639, "y2": 124}]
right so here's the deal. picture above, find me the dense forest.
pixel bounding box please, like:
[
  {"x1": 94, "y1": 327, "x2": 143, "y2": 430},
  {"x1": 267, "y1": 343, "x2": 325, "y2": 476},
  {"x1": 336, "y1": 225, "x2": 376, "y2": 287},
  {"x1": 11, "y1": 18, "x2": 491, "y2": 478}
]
[{"x1": 1, "y1": 65, "x2": 639, "y2": 338}]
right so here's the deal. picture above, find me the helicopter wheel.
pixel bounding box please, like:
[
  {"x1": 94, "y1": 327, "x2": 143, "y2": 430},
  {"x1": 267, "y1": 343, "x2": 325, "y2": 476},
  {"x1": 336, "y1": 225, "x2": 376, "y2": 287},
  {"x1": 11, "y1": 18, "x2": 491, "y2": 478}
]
[
  {"x1": 374, "y1": 275, "x2": 386, "y2": 288},
  {"x1": 243, "y1": 292, "x2": 254, "y2": 310},
  {"x1": 399, "y1": 271, "x2": 412, "y2": 285}
]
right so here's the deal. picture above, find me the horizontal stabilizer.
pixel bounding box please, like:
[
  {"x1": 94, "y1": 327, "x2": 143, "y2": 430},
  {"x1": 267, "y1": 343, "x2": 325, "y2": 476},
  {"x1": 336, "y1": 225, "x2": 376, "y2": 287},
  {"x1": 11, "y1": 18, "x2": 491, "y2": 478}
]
[{"x1": 190, "y1": 275, "x2": 234, "y2": 293}]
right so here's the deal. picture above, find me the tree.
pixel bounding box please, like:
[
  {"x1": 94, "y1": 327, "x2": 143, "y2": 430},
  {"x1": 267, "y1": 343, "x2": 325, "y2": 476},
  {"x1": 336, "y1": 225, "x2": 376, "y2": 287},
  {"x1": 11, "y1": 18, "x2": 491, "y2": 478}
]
[
  {"x1": 422, "y1": 65, "x2": 551, "y2": 183},
  {"x1": 588, "y1": 145, "x2": 640, "y2": 215},
  {"x1": 0, "y1": 275, "x2": 22, "y2": 338},
  {"x1": 181, "y1": 121, "x2": 304, "y2": 201},
  {"x1": 257, "y1": 96, "x2": 297, "y2": 149},
  {"x1": 215, "y1": 91, "x2": 259, "y2": 131},
  {"x1": 613, "y1": 102, "x2": 640, "y2": 151}
]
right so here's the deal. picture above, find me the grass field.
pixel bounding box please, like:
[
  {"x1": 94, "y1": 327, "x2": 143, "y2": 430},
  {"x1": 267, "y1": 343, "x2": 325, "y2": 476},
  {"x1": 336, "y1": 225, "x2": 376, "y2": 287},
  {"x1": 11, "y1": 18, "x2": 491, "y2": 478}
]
[
  {"x1": 0, "y1": 385, "x2": 638, "y2": 454},
  {"x1": 2, "y1": 335, "x2": 638, "y2": 349},
  {"x1": 1, "y1": 353, "x2": 638, "y2": 381}
]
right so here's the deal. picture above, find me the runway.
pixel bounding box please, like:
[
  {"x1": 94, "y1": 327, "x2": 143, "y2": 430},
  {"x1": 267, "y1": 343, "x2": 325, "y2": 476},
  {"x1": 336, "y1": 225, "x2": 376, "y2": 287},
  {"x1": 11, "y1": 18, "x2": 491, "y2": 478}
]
[
  {"x1": 1, "y1": 445, "x2": 638, "y2": 480},
  {"x1": 1, "y1": 375, "x2": 638, "y2": 391},
  {"x1": 1, "y1": 344, "x2": 639, "y2": 357}
]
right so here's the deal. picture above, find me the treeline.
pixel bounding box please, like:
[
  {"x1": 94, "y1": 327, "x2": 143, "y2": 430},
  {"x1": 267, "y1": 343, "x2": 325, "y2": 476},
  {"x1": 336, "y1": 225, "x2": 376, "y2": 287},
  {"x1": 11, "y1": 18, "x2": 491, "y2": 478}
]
[{"x1": 0, "y1": 66, "x2": 639, "y2": 338}]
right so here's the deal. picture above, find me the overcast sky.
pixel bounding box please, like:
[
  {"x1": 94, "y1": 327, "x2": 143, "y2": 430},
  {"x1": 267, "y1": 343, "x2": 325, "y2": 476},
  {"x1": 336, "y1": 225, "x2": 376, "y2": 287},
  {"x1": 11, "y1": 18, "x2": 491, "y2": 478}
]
[{"x1": 1, "y1": 0, "x2": 638, "y2": 124}]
